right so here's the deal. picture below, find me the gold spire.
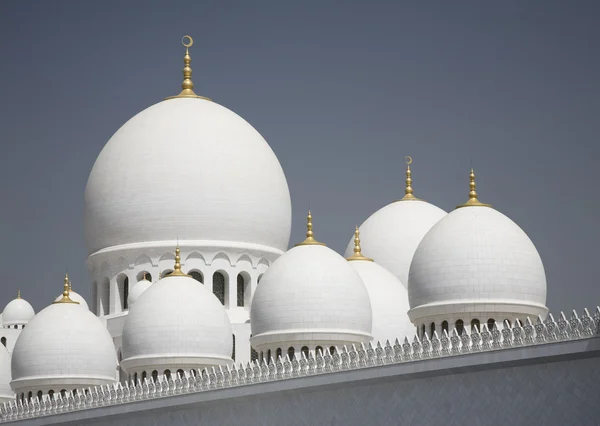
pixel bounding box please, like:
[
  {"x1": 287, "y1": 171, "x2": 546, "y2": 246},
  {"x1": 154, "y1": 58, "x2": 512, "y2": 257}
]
[
  {"x1": 52, "y1": 272, "x2": 79, "y2": 304},
  {"x1": 17, "y1": 290, "x2": 20, "y2": 299},
  {"x1": 169, "y1": 245, "x2": 189, "y2": 277},
  {"x1": 165, "y1": 35, "x2": 211, "y2": 101},
  {"x1": 399, "y1": 156, "x2": 419, "y2": 201},
  {"x1": 295, "y1": 210, "x2": 326, "y2": 246},
  {"x1": 346, "y1": 226, "x2": 373, "y2": 262},
  {"x1": 456, "y1": 168, "x2": 491, "y2": 209}
]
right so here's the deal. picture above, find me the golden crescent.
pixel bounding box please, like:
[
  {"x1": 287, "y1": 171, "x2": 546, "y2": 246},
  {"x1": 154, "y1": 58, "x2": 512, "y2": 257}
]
[
  {"x1": 182, "y1": 35, "x2": 194, "y2": 48},
  {"x1": 405, "y1": 156, "x2": 413, "y2": 165}
]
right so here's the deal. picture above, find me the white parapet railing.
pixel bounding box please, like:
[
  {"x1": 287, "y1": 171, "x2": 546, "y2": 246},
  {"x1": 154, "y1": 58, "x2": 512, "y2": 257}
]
[{"x1": 1, "y1": 307, "x2": 599, "y2": 423}]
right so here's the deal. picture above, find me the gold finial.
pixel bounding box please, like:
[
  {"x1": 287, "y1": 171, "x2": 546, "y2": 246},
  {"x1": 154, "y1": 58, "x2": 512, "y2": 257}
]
[
  {"x1": 17, "y1": 290, "x2": 20, "y2": 299},
  {"x1": 346, "y1": 226, "x2": 373, "y2": 262},
  {"x1": 52, "y1": 272, "x2": 79, "y2": 304},
  {"x1": 169, "y1": 245, "x2": 189, "y2": 277},
  {"x1": 165, "y1": 35, "x2": 211, "y2": 101},
  {"x1": 399, "y1": 156, "x2": 420, "y2": 201},
  {"x1": 456, "y1": 168, "x2": 491, "y2": 208},
  {"x1": 142, "y1": 272, "x2": 147, "y2": 281},
  {"x1": 295, "y1": 210, "x2": 326, "y2": 246}
]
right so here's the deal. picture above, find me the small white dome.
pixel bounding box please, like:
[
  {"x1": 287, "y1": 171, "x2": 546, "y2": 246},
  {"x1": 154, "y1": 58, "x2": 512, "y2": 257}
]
[
  {"x1": 127, "y1": 278, "x2": 152, "y2": 307},
  {"x1": 0, "y1": 346, "x2": 13, "y2": 403},
  {"x1": 53, "y1": 290, "x2": 89, "y2": 310},
  {"x1": 2, "y1": 295, "x2": 34, "y2": 326},
  {"x1": 345, "y1": 200, "x2": 446, "y2": 288},
  {"x1": 408, "y1": 205, "x2": 548, "y2": 323},
  {"x1": 348, "y1": 260, "x2": 414, "y2": 343},
  {"x1": 251, "y1": 243, "x2": 372, "y2": 349},
  {"x1": 11, "y1": 301, "x2": 117, "y2": 395},
  {"x1": 121, "y1": 259, "x2": 233, "y2": 373},
  {"x1": 84, "y1": 97, "x2": 292, "y2": 255}
]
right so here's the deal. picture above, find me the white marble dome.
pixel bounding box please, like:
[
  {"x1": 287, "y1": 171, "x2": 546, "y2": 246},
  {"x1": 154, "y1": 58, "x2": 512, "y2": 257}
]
[
  {"x1": 84, "y1": 97, "x2": 292, "y2": 255},
  {"x1": 54, "y1": 289, "x2": 88, "y2": 310},
  {"x1": 348, "y1": 259, "x2": 415, "y2": 343},
  {"x1": 408, "y1": 205, "x2": 548, "y2": 325},
  {"x1": 345, "y1": 200, "x2": 446, "y2": 288},
  {"x1": 0, "y1": 345, "x2": 13, "y2": 403},
  {"x1": 11, "y1": 297, "x2": 117, "y2": 395},
  {"x1": 121, "y1": 256, "x2": 233, "y2": 374},
  {"x1": 127, "y1": 277, "x2": 152, "y2": 307},
  {"x1": 251, "y1": 242, "x2": 372, "y2": 350},
  {"x1": 2, "y1": 295, "x2": 34, "y2": 327}
]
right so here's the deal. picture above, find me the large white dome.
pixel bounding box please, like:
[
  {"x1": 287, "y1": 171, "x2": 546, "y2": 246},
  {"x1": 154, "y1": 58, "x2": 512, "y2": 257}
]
[
  {"x1": 11, "y1": 296, "x2": 117, "y2": 395},
  {"x1": 2, "y1": 295, "x2": 34, "y2": 326},
  {"x1": 251, "y1": 242, "x2": 372, "y2": 350},
  {"x1": 0, "y1": 346, "x2": 13, "y2": 403},
  {"x1": 84, "y1": 97, "x2": 292, "y2": 255},
  {"x1": 408, "y1": 205, "x2": 548, "y2": 324},
  {"x1": 345, "y1": 200, "x2": 446, "y2": 288},
  {"x1": 121, "y1": 252, "x2": 233, "y2": 374}
]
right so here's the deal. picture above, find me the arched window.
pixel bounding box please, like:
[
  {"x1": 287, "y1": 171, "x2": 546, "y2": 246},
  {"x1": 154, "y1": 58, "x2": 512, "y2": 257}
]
[
  {"x1": 151, "y1": 370, "x2": 158, "y2": 383},
  {"x1": 237, "y1": 274, "x2": 245, "y2": 307},
  {"x1": 48, "y1": 390, "x2": 54, "y2": 400},
  {"x1": 232, "y1": 334, "x2": 236, "y2": 361},
  {"x1": 118, "y1": 275, "x2": 129, "y2": 310},
  {"x1": 213, "y1": 272, "x2": 225, "y2": 305},
  {"x1": 37, "y1": 390, "x2": 42, "y2": 400},
  {"x1": 430, "y1": 322, "x2": 436, "y2": 337},
  {"x1": 189, "y1": 270, "x2": 203, "y2": 284},
  {"x1": 250, "y1": 347, "x2": 258, "y2": 363},
  {"x1": 258, "y1": 274, "x2": 263, "y2": 284},
  {"x1": 504, "y1": 319, "x2": 512, "y2": 328},
  {"x1": 162, "y1": 270, "x2": 173, "y2": 277},
  {"x1": 73, "y1": 389, "x2": 78, "y2": 397},
  {"x1": 134, "y1": 373, "x2": 138, "y2": 385},
  {"x1": 60, "y1": 389, "x2": 66, "y2": 398},
  {"x1": 267, "y1": 349, "x2": 272, "y2": 363},
  {"x1": 276, "y1": 348, "x2": 282, "y2": 360},
  {"x1": 164, "y1": 369, "x2": 171, "y2": 381},
  {"x1": 487, "y1": 318, "x2": 495, "y2": 330},
  {"x1": 315, "y1": 346, "x2": 323, "y2": 356},
  {"x1": 421, "y1": 324, "x2": 425, "y2": 337},
  {"x1": 455, "y1": 319, "x2": 464, "y2": 336},
  {"x1": 27, "y1": 391, "x2": 32, "y2": 401},
  {"x1": 13, "y1": 325, "x2": 17, "y2": 329},
  {"x1": 471, "y1": 319, "x2": 480, "y2": 333},
  {"x1": 329, "y1": 346, "x2": 336, "y2": 355},
  {"x1": 259, "y1": 351, "x2": 263, "y2": 363},
  {"x1": 177, "y1": 369, "x2": 184, "y2": 379},
  {"x1": 1, "y1": 337, "x2": 6, "y2": 347},
  {"x1": 516, "y1": 319, "x2": 523, "y2": 327},
  {"x1": 442, "y1": 321, "x2": 449, "y2": 333},
  {"x1": 301, "y1": 346, "x2": 309, "y2": 358},
  {"x1": 138, "y1": 272, "x2": 152, "y2": 282},
  {"x1": 142, "y1": 371, "x2": 147, "y2": 382},
  {"x1": 288, "y1": 347, "x2": 295, "y2": 360}
]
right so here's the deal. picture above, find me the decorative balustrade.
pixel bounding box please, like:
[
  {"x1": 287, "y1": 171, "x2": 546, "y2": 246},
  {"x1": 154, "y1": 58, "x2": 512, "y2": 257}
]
[{"x1": 1, "y1": 307, "x2": 599, "y2": 423}]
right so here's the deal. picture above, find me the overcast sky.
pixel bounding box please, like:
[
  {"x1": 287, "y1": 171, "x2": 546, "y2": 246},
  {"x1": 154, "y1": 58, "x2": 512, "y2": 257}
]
[{"x1": 0, "y1": 1, "x2": 599, "y2": 315}]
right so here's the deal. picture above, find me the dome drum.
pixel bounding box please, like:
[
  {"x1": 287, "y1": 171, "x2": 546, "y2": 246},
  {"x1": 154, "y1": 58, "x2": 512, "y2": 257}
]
[
  {"x1": 120, "y1": 355, "x2": 233, "y2": 376},
  {"x1": 250, "y1": 330, "x2": 372, "y2": 352}
]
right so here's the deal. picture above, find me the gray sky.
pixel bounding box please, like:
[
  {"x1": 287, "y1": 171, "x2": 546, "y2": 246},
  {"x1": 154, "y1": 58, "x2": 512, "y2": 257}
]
[{"x1": 1, "y1": 0, "x2": 599, "y2": 314}]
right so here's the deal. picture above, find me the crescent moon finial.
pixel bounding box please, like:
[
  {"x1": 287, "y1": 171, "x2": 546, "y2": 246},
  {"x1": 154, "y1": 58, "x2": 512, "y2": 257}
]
[
  {"x1": 182, "y1": 35, "x2": 194, "y2": 48},
  {"x1": 405, "y1": 155, "x2": 413, "y2": 165}
]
